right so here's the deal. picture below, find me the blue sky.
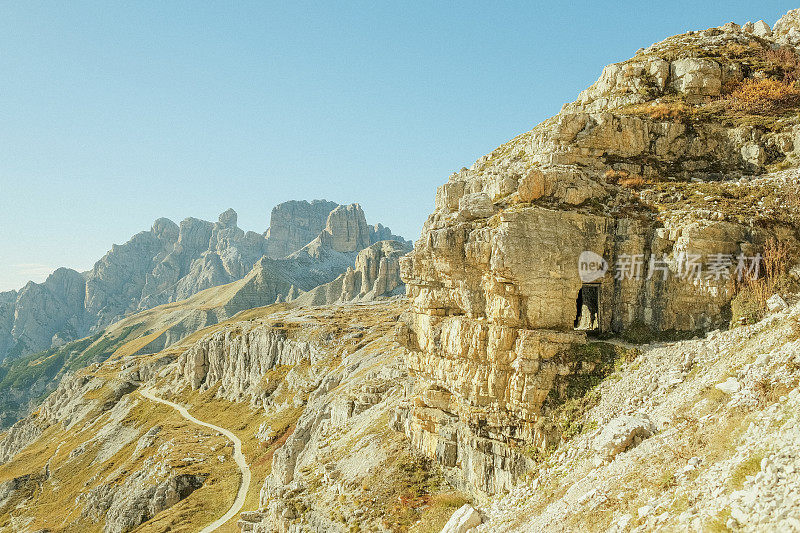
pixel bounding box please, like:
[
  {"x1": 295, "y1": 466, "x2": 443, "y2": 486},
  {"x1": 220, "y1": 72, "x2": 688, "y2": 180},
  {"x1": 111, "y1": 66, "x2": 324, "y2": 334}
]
[{"x1": 0, "y1": 1, "x2": 796, "y2": 291}]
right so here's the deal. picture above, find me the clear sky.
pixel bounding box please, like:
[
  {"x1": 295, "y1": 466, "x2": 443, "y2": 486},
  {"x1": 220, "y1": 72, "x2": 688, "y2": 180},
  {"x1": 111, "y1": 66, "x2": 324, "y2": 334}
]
[{"x1": 0, "y1": 1, "x2": 796, "y2": 291}]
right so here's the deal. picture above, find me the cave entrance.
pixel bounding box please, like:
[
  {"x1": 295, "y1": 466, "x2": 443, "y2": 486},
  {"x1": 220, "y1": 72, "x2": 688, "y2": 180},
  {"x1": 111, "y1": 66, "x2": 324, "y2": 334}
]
[{"x1": 574, "y1": 284, "x2": 600, "y2": 332}]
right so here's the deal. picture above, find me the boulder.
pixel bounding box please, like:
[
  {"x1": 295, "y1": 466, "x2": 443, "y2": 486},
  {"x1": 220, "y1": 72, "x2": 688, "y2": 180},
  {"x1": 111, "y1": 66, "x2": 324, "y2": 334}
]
[
  {"x1": 518, "y1": 169, "x2": 546, "y2": 201},
  {"x1": 440, "y1": 504, "x2": 481, "y2": 533},
  {"x1": 753, "y1": 20, "x2": 772, "y2": 38},
  {"x1": 670, "y1": 58, "x2": 722, "y2": 103},
  {"x1": 593, "y1": 415, "x2": 655, "y2": 460},
  {"x1": 741, "y1": 142, "x2": 766, "y2": 167},
  {"x1": 436, "y1": 181, "x2": 466, "y2": 212},
  {"x1": 715, "y1": 377, "x2": 741, "y2": 395},
  {"x1": 458, "y1": 193, "x2": 495, "y2": 220},
  {"x1": 767, "y1": 294, "x2": 789, "y2": 313}
]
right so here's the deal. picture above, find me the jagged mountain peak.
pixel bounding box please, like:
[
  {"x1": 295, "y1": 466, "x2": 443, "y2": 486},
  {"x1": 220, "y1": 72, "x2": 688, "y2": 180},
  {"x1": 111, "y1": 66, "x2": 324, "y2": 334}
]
[
  {"x1": 217, "y1": 207, "x2": 238, "y2": 228},
  {"x1": 150, "y1": 217, "x2": 179, "y2": 240}
]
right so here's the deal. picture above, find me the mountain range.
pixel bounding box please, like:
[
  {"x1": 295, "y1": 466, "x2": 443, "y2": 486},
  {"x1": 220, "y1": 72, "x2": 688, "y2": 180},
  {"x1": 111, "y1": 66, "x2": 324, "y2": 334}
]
[{"x1": 0, "y1": 200, "x2": 408, "y2": 363}]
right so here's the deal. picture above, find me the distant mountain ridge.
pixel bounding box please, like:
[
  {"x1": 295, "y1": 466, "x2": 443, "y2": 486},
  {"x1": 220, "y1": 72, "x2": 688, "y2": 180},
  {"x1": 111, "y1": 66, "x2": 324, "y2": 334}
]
[{"x1": 0, "y1": 200, "x2": 408, "y2": 362}]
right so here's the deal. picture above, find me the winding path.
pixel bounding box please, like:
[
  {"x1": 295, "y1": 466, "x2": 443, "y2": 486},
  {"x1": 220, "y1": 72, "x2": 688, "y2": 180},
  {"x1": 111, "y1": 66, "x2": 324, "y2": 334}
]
[{"x1": 139, "y1": 388, "x2": 252, "y2": 532}]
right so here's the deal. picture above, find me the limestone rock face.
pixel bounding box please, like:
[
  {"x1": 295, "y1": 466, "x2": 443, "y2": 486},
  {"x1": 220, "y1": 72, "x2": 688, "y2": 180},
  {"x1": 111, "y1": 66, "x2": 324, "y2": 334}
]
[
  {"x1": 86, "y1": 221, "x2": 181, "y2": 325},
  {"x1": 0, "y1": 371, "x2": 107, "y2": 464},
  {"x1": 0, "y1": 202, "x2": 406, "y2": 362},
  {"x1": 177, "y1": 323, "x2": 315, "y2": 396},
  {"x1": 6, "y1": 268, "x2": 86, "y2": 359},
  {"x1": 265, "y1": 200, "x2": 339, "y2": 259},
  {"x1": 773, "y1": 9, "x2": 800, "y2": 45},
  {"x1": 84, "y1": 471, "x2": 206, "y2": 533},
  {"x1": 569, "y1": 58, "x2": 670, "y2": 112},
  {"x1": 0, "y1": 291, "x2": 16, "y2": 358},
  {"x1": 396, "y1": 19, "x2": 800, "y2": 494},
  {"x1": 319, "y1": 204, "x2": 371, "y2": 253}
]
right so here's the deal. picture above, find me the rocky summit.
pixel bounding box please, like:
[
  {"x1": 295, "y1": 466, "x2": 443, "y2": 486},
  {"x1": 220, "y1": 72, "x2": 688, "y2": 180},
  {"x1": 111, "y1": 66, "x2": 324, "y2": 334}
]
[{"x1": 2, "y1": 7, "x2": 800, "y2": 533}]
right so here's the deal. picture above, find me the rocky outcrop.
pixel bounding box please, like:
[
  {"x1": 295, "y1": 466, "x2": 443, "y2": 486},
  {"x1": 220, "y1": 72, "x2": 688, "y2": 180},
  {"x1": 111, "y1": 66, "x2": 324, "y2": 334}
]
[
  {"x1": 293, "y1": 240, "x2": 411, "y2": 306},
  {"x1": 85, "y1": 471, "x2": 206, "y2": 533},
  {"x1": 0, "y1": 371, "x2": 108, "y2": 464},
  {"x1": 317, "y1": 204, "x2": 371, "y2": 253},
  {"x1": 369, "y1": 222, "x2": 408, "y2": 245},
  {"x1": 772, "y1": 8, "x2": 800, "y2": 45},
  {"x1": 265, "y1": 200, "x2": 339, "y2": 259},
  {"x1": 0, "y1": 416, "x2": 45, "y2": 465},
  {"x1": 7, "y1": 268, "x2": 87, "y2": 358},
  {"x1": 212, "y1": 302, "x2": 420, "y2": 533},
  {"x1": 177, "y1": 323, "x2": 316, "y2": 398},
  {"x1": 0, "y1": 201, "x2": 406, "y2": 362},
  {"x1": 441, "y1": 504, "x2": 482, "y2": 533},
  {"x1": 397, "y1": 17, "x2": 800, "y2": 494}
]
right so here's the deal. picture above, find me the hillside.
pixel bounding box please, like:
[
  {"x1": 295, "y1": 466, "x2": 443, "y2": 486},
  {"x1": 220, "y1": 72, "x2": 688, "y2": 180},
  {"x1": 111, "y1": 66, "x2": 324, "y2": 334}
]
[
  {"x1": 477, "y1": 301, "x2": 800, "y2": 532},
  {"x1": 0, "y1": 299, "x2": 470, "y2": 532}
]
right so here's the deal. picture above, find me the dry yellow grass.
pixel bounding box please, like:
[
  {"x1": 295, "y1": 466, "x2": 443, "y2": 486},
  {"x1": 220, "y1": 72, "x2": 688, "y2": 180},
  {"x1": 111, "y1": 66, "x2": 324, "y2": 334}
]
[
  {"x1": 604, "y1": 169, "x2": 654, "y2": 189},
  {"x1": 725, "y1": 78, "x2": 800, "y2": 115},
  {"x1": 0, "y1": 299, "x2": 411, "y2": 531},
  {"x1": 160, "y1": 382, "x2": 303, "y2": 531},
  {"x1": 0, "y1": 396, "x2": 239, "y2": 532}
]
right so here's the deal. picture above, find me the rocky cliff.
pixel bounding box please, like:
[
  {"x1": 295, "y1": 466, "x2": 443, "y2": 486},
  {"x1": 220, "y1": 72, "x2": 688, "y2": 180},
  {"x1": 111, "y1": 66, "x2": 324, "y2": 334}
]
[
  {"x1": 264, "y1": 200, "x2": 340, "y2": 259},
  {"x1": 397, "y1": 10, "x2": 800, "y2": 494},
  {"x1": 0, "y1": 200, "x2": 407, "y2": 362}
]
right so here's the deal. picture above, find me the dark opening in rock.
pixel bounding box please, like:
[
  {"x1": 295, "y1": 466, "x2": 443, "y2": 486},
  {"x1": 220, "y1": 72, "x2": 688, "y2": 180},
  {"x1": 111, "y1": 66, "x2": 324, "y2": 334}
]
[{"x1": 574, "y1": 284, "x2": 600, "y2": 331}]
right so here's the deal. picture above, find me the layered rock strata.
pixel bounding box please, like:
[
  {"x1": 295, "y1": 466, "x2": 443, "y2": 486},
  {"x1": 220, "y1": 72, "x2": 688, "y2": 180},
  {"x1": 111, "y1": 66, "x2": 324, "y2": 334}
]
[{"x1": 397, "y1": 16, "x2": 800, "y2": 493}]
